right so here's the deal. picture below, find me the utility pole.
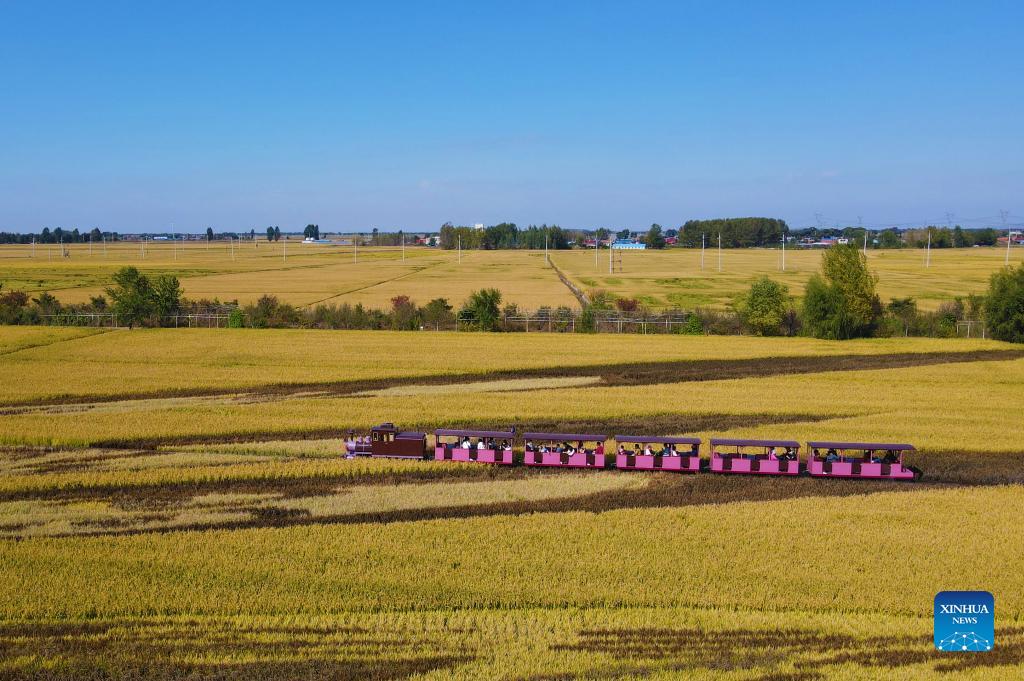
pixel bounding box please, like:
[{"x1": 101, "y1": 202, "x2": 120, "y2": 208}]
[
  {"x1": 458, "y1": 234, "x2": 462, "y2": 264},
  {"x1": 701, "y1": 233, "x2": 705, "y2": 271},
  {"x1": 401, "y1": 233, "x2": 405, "y2": 261},
  {"x1": 608, "y1": 240, "x2": 613, "y2": 274},
  {"x1": 31, "y1": 237, "x2": 35, "y2": 258},
  {"x1": 283, "y1": 235, "x2": 287, "y2": 262},
  {"x1": 717, "y1": 233, "x2": 722, "y2": 272},
  {"x1": 925, "y1": 229, "x2": 931, "y2": 267},
  {"x1": 544, "y1": 233, "x2": 548, "y2": 266},
  {"x1": 1001, "y1": 210, "x2": 1011, "y2": 265},
  {"x1": 781, "y1": 234, "x2": 786, "y2": 271}
]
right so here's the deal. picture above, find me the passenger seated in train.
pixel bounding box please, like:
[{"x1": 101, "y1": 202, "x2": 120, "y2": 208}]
[
  {"x1": 690, "y1": 444, "x2": 700, "y2": 457},
  {"x1": 881, "y1": 451, "x2": 898, "y2": 464},
  {"x1": 461, "y1": 438, "x2": 471, "y2": 450},
  {"x1": 617, "y1": 444, "x2": 627, "y2": 456},
  {"x1": 643, "y1": 444, "x2": 654, "y2": 456},
  {"x1": 633, "y1": 444, "x2": 642, "y2": 456},
  {"x1": 564, "y1": 442, "x2": 576, "y2": 455},
  {"x1": 501, "y1": 440, "x2": 512, "y2": 451},
  {"x1": 825, "y1": 448, "x2": 840, "y2": 462},
  {"x1": 594, "y1": 442, "x2": 604, "y2": 456},
  {"x1": 525, "y1": 440, "x2": 534, "y2": 452}
]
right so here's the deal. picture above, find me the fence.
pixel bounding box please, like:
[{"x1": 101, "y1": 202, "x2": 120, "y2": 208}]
[{"x1": 41, "y1": 311, "x2": 236, "y2": 328}]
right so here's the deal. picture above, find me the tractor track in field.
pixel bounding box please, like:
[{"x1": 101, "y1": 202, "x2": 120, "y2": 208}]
[
  {"x1": 299, "y1": 255, "x2": 449, "y2": 308},
  {"x1": 0, "y1": 328, "x2": 114, "y2": 357},
  {"x1": 3, "y1": 348, "x2": 1022, "y2": 411}
]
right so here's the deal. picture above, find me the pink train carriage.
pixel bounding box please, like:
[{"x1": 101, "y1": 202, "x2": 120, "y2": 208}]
[
  {"x1": 523, "y1": 432, "x2": 608, "y2": 469},
  {"x1": 614, "y1": 435, "x2": 702, "y2": 473},
  {"x1": 806, "y1": 441, "x2": 919, "y2": 480},
  {"x1": 434, "y1": 428, "x2": 516, "y2": 465},
  {"x1": 710, "y1": 438, "x2": 801, "y2": 475}
]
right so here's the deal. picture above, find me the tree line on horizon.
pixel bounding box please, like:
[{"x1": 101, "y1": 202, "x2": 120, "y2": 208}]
[{"x1": 1, "y1": 219, "x2": 1015, "y2": 249}]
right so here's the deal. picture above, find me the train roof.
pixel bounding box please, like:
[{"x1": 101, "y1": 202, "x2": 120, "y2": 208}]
[
  {"x1": 806, "y1": 441, "x2": 915, "y2": 451},
  {"x1": 615, "y1": 435, "x2": 701, "y2": 445},
  {"x1": 710, "y1": 438, "x2": 801, "y2": 448},
  {"x1": 396, "y1": 431, "x2": 426, "y2": 440},
  {"x1": 523, "y1": 432, "x2": 607, "y2": 442},
  {"x1": 435, "y1": 428, "x2": 515, "y2": 438}
]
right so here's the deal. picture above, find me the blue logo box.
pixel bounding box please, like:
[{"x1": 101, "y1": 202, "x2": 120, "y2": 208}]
[{"x1": 934, "y1": 591, "x2": 994, "y2": 652}]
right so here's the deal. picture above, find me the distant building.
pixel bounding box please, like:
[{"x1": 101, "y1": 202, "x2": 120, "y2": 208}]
[
  {"x1": 997, "y1": 231, "x2": 1023, "y2": 245},
  {"x1": 611, "y1": 239, "x2": 645, "y2": 250},
  {"x1": 473, "y1": 223, "x2": 485, "y2": 230}
]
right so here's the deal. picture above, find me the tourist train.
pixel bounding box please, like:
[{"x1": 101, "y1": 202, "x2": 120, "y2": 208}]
[{"x1": 346, "y1": 423, "x2": 922, "y2": 481}]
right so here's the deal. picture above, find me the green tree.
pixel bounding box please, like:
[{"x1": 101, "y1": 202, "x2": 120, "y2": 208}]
[
  {"x1": 273, "y1": 226, "x2": 281, "y2": 242},
  {"x1": 206, "y1": 227, "x2": 214, "y2": 242},
  {"x1": 105, "y1": 266, "x2": 155, "y2": 329},
  {"x1": 422, "y1": 298, "x2": 454, "y2": 330},
  {"x1": 983, "y1": 264, "x2": 1024, "y2": 343},
  {"x1": 389, "y1": 295, "x2": 420, "y2": 330},
  {"x1": 266, "y1": 227, "x2": 275, "y2": 242},
  {"x1": 739, "y1": 276, "x2": 788, "y2": 335},
  {"x1": 802, "y1": 246, "x2": 882, "y2": 339},
  {"x1": 460, "y1": 288, "x2": 502, "y2": 331},
  {"x1": 152, "y1": 274, "x2": 182, "y2": 318},
  {"x1": 645, "y1": 224, "x2": 666, "y2": 249}
]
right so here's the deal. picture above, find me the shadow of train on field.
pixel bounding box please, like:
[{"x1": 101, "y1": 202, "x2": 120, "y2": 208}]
[
  {"x1": 532, "y1": 626, "x2": 1024, "y2": 680},
  {"x1": 0, "y1": 620, "x2": 472, "y2": 681}
]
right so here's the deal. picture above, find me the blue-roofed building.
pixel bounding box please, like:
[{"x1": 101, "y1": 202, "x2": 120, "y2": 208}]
[{"x1": 611, "y1": 239, "x2": 645, "y2": 249}]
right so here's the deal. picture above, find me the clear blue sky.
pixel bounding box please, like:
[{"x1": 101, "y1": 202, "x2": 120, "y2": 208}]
[{"x1": 1, "y1": 1, "x2": 1021, "y2": 233}]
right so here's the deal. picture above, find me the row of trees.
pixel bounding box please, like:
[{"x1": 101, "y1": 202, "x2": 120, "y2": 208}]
[
  {"x1": 4, "y1": 255, "x2": 1023, "y2": 341},
  {"x1": 438, "y1": 223, "x2": 575, "y2": 250},
  {"x1": 678, "y1": 218, "x2": 789, "y2": 248},
  {"x1": 0, "y1": 227, "x2": 112, "y2": 244},
  {"x1": 0, "y1": 267, "x2": 184, "y2": 328},
  {"x1": 730, "y1": 245, "x2": 1024, "y2": 342}
]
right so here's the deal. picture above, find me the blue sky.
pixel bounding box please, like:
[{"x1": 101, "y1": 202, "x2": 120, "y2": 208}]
[{"x1": 1, "y1": 1, "x2": 1021, "y2": 233}]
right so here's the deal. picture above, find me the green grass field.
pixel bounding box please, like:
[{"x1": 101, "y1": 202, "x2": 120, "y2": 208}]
[
  {"x1": 2, "y1": 241, "x2": 1018, "y2": 310},
  {"x1": 1, "y1": 326, "x2": 1022, "y2": 678}
]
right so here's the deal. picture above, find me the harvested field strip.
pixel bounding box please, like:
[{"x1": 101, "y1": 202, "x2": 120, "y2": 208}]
[
  {"x1": 3, "y1": 473, "x2": 936, "y2": 539},
  {"x1": 0, "y1": 474, "x2": 647, "y2": 538},
  {"x1": 8, "y1": 608, "x2": 1019, "y2": 680},
  {"x1": 5, "y1": 346, "x2": 1021, "y2": 408},
  {"x1": 3, "y1": 486, "x2": 1021, "y2": 619},
  {"x1": 0, "y1": 330, "x2": 1008, "y2": 405}
]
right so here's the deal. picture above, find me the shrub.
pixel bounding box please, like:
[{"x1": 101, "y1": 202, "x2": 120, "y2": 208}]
[{"x1": 738, "y1": 276, "x2": 788, "y2": 336}]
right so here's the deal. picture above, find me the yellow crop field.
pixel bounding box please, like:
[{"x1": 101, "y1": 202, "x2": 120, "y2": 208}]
[
  {"x1": 1, "y1": 324, "x2": 1022, "y2": 678},
  {"x1": 554, "y1": 245, "x2": 1014, "y2": 309},
  {"x1": 2, "y1": 241, "x2": 1017, "y2": 312}
]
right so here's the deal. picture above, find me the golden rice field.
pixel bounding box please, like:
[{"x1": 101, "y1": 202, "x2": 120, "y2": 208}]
[
  {"x1": 1, "y1": 325, "x2": 1023, "y2": 678},
  {"x1": 1, "y1": 240, "x2": 1018, "y2": 310}
]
